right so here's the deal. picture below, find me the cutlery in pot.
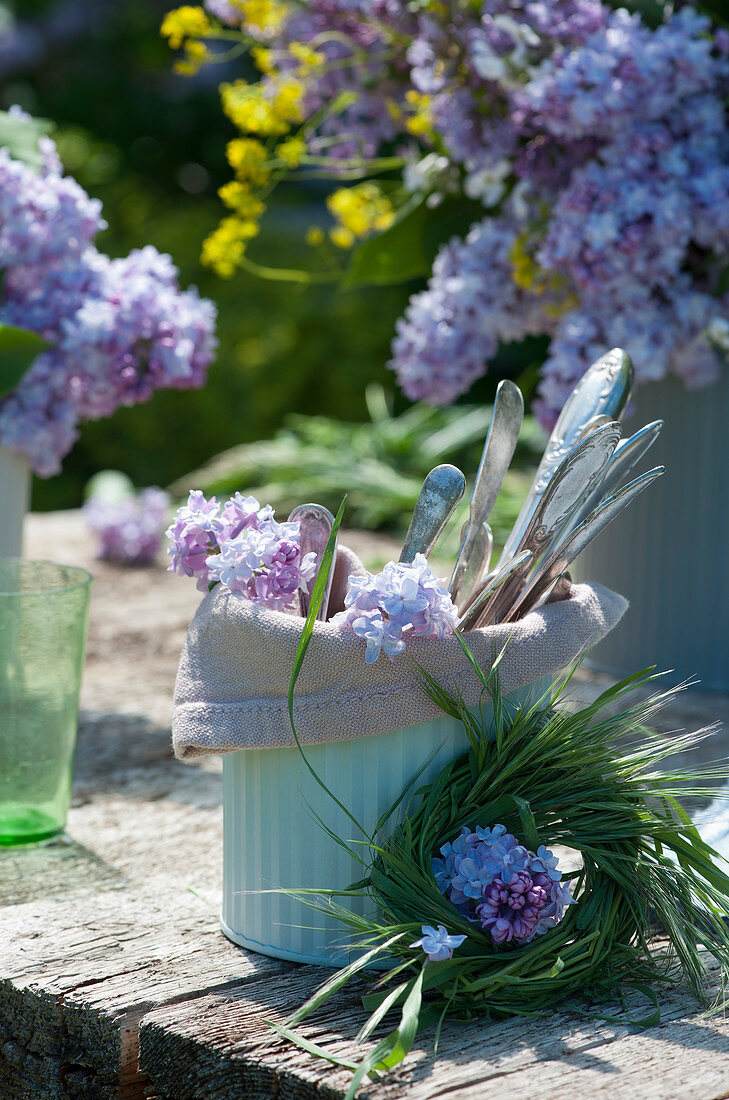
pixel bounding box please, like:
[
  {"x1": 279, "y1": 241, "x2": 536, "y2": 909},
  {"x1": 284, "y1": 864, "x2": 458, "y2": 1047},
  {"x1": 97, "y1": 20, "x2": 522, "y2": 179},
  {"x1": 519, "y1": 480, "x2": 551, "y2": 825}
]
[
  {"x1": 504, "y1": 466, "x2": 665, "y2": 621},
  {"x1": 457, "y1": 550, "x2": 533, "y2": 632},
  {"x1": 551, "y1": 419, "x2": 663, "y2": 547},
  {"x1": 450, "y1": 379, "x2": 523, "y2": 607},
  {"x1": 287, "y1": 503, "x2": 336, "y2": 621},
  {"x1": 498, "y1": 348, "x2": 633, "y2": 567},
  {"x1": 478, "y1": 420, "x2": 622, "y2": 624},
  {"x1": 399, "y1": 464, "x2": 466, "y2": 563}
]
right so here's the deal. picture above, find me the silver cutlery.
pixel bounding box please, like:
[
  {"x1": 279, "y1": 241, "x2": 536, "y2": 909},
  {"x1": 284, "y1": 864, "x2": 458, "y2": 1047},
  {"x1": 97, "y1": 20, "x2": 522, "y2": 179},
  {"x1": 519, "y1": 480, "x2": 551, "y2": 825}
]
[
  {"x1": 480, "y1": 421, "x2": 622, "y2": 623},
  {"x1": 287, "y1": 503, "x2": 336, "y2": 621},
  {"x1": 572, "y1": 414, "x2": 614, "y2": 446},
  {"x1": 399, "y1": 464, "x2": 466, "y2": 563},
  {"x1": 554, "y1": 419, "x2": 663, "y2": 544},
  {"x1": 450, "y1": 380, "x2": 524, "y2": 606},
  {"x1": 457, "y1": 550, "x2": 533, "y2": 632},
  {"x1": 504, "y1": 466, "x2": 665, "y2": 621},
  {"x1": 498, "y1": 348, "x2": 633, "y2": 566}
]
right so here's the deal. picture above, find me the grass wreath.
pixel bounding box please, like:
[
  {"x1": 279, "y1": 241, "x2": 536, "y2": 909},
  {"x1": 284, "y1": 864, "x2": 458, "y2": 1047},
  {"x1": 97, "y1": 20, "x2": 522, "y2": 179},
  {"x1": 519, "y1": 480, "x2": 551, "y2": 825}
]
[{"x1": 276, "y1": 513, "x2": 729, "y2": 1097}]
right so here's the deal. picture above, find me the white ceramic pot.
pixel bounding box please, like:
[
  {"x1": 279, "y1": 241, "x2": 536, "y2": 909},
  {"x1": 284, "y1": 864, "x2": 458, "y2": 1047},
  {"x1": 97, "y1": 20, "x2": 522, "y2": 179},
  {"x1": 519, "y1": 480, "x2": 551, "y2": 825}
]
[
  {"x1": 220, "y1": 678, "x2": 550, "y2": 967},
  {"x1": 0, "y1": 446, "x2": 31, "y2": 558},
  {"x1": 575, "y1": 371, "x2": 729, "y2": 691}
]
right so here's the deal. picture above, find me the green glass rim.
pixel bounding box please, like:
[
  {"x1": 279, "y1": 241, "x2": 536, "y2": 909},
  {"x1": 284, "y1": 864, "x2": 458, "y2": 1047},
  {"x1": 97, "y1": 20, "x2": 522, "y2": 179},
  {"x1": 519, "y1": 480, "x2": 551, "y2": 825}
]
[{"x1": 0, "y1": 558, "x2": 93, "y2": 596}]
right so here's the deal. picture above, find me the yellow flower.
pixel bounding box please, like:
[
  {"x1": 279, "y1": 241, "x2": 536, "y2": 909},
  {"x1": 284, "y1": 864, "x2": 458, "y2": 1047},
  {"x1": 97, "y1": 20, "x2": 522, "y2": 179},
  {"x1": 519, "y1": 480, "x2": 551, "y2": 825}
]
[
  {"x1": 305, "y1": 226, "x2": 324, "y2": 246},
  {"x1": 327, "y1": 182, "x2": 395, "y2": 239},
  {"x1": 271, "y1": 79, "x2": 305, "y2": 125},
  {"x1": 237, "y1": 0, "x2": 287, "y2": 34},
  {"x1": 221, "y1": 80, "x2": 291, "y2": 137},
  {"x1": 173, "y1": 39, "x2": 209, "y2": 75},
  {"x1": 289, "y1": 41, "x2": 325, "y2": 72},
  {"x1": 250, "y1": 46, "x2": 274, "y2": 75},
  {"x1": 160, "y1": 6, "x2": 210, "y2": 50},
  {"x1": 276, "y1": 136, "x2": 306, "y2": 167},
  {"x1": 218, "y1": 182, "x2": 266, "y2": 219},
  {"x1": 329, "y1": 226, "x2": 356, "y2": 249},
  {"x1": 404, "y1": 89, "x2": 434, "y2": 138},
  {"x1": 225, "y1": 137, "x2": 270, "y2": 184},
  {"x1": 201, "y1": 216, "x2": 259, "y2": 278}
]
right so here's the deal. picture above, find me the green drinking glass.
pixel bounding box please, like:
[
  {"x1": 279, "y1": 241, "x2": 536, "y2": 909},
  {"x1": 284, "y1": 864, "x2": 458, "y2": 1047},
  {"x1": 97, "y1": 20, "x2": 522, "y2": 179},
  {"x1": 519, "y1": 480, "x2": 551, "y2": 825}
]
[{"x1": 0, "y1": 559, "x2": 92, "y2": 845}]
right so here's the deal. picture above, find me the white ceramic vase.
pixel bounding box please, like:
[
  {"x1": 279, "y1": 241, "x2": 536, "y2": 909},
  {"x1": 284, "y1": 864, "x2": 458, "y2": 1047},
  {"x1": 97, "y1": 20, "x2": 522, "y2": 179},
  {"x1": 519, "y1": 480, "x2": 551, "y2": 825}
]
[
  {"x1": 0, "y1": 445, "x2": 31, "y2": 558},
  {"x1": 575, "y1": 371, "x2": 729, "y2": 692},
  {"x1": 221, "y1": 678, "x2": 550, "y2": 967}
]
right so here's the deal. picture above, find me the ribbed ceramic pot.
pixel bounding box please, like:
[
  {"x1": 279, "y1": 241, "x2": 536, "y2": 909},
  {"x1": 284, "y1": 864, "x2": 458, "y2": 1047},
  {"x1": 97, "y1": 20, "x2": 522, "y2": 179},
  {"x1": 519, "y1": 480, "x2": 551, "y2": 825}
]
[
  {"x1": 221, "y1": 677, "x2": 550, "y2": 967},
  {"x1": 574, "y1": 371, "x2": 729, "y2": 691},
  {"x1": 0, "y1": 446, "x2": 31, "y2": 558}
]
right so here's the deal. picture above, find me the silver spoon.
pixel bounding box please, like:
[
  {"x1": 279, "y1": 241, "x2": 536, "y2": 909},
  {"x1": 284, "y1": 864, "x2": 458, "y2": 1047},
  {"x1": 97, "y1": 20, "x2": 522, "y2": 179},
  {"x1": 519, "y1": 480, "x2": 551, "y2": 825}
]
[
  {"x1": 504, "y1": 466, "x2": 665, "y2": 621},
  {"x1": 399, "y1": 464, "x2": 466, "y2": 563},
  {"x1": 552, "y1": 419, "x2": 663, "y2": 547},
  {"x1": 457, "y1": 549, "x2": 533, "y2": 632},
  {"x1": 478, "y1": 421, "x2": 622, "y2": 624},
  {"x1": 572, "y1": 414, "x2": 614, "y2": 446},
  {"x1": 450, "y1": 379, "x2": 523, "y2": 607},
  {"x1": 287, "y1": 503, "x2": 336, "y2": 620},
  {"x1": 498, "y1": 348, "x2": 633, "y2": 567}
]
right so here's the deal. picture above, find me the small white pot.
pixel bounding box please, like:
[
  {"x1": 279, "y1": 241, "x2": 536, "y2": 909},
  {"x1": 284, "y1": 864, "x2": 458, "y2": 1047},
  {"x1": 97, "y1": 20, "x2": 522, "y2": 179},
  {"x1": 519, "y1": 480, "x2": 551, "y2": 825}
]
[
  {"x1": 0, "y1": 446, "x2": 31, "y2": 558},
  {"x1": 221, "y1": 678, "x2": 550, "y2": 967},
  {"x1": 575, "y1": 371, "x2": 729, "y2": 691}
]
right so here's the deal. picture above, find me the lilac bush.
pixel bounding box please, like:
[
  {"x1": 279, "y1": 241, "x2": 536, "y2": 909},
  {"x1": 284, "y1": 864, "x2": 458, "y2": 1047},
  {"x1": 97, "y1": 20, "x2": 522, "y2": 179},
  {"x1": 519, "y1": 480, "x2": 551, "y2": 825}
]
[
  {"x1": 84, "y1": 487, "x2": 170, "y2": 565},
  {"x1": 166, "y1": 489, "x2": 317, "y2": 610},
  {"x1": 165, "y1": 1, "x2": 729, "y2": 425},
  {"x1": 0, "y1": 114, "x2": 217, "y2": 475},
  {"x1": 433, "y1": 824, "x2": 575, "y2": 946},
  {"x1": 331, "y1": 553, "x2": 459, "y2": 663}
]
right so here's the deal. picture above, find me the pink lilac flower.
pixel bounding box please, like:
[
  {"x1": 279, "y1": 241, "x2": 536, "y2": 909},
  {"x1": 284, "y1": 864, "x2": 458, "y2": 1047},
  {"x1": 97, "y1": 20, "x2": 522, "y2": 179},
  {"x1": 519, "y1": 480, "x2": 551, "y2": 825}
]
[
  {"x1": 410, "y1": 924, "x2": 467, "y2": 963},
  {"x1": 166, "y1": 490, "x2": 317, "y2": 610},
  {"x1": 84, "y1": 488, "x2": 170, "y2": 565},
  {"x1": 332, "y1": 553, "x2": 459, "y2": 663},
  {"x1": 432, "y1": 824, "x2": 575, "y2": 947}
]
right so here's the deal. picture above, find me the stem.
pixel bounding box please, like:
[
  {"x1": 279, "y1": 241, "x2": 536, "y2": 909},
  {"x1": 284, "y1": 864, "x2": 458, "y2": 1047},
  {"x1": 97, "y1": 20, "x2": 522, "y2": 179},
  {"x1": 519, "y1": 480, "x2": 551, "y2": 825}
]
[{"x1": 238, "y1": 254, "x2": 340, "y2": 284}]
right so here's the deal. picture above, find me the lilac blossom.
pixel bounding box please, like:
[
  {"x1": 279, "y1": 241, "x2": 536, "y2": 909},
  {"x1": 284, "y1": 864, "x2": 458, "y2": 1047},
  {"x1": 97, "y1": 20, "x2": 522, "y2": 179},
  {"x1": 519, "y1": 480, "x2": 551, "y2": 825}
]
[
  {"x1": 432, "y1": 824, "x2": 574, "y2": 947},
  {"x1": 0, "y1": 125, "x2": 217, "y2": 475},
  {"x1": 84, "y1": 488, "x2": 170, "y2": 565},
  {"x1": 410, "y1": 924, "x2": 467, "y2": 963},
  {"x1": 259, "y1": 2, "x2": 729, "y2": 424},
  {"x1": 331, "y1": 553, "x2": 459, "y2": 663},
  {"x1": 166, "y1": 490, "x2": 317, "y2": 610}
]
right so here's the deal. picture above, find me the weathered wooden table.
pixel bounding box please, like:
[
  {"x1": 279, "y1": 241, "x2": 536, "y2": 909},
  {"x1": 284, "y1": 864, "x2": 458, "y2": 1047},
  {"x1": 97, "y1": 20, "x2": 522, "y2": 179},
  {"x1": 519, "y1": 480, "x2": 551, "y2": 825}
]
[{"x1": 2, "y1": 512, "x2": 729, "y2": 1100}]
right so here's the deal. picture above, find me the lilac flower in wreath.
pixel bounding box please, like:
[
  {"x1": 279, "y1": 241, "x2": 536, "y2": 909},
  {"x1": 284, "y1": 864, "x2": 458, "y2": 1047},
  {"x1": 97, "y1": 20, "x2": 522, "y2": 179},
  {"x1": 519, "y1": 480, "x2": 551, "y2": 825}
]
[
  {"x1": 530, "y1": 845, "x2": 562, "y2": 882},
  {"x1": 481, "y1": 833, "x2": 531, "y2": 885},
  {"x1": 410, "y1": 925, "x2": 467, "y2": 963}
]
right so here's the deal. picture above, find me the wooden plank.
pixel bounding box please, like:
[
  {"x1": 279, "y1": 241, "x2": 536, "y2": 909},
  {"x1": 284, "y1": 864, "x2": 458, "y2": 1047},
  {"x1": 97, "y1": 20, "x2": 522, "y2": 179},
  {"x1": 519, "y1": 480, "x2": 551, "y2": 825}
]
[
  {"x1": 138, "y1": 961, "x2": 729, "y2": 1100},
  {"x1": 0, "y1": 820, "x2": 291, "y2": 1098}
]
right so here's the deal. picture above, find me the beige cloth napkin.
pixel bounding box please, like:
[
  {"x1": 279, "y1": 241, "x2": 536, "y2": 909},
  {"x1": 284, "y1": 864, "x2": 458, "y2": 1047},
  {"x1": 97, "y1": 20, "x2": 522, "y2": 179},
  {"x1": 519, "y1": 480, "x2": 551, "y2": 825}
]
[{"x1": 172, "y1": 544, "x2": 627, "y2": 758}]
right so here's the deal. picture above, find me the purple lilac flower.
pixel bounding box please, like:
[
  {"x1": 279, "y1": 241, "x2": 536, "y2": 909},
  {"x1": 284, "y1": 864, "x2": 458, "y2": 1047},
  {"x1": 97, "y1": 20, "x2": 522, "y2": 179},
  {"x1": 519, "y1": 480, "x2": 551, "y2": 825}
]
[
  {"x1": 410, "y1": 924, "x2": 467, "y2": 963},
  {"x1": 331, "y1": 553, "x2": 459, "y2": 663},
  {"x1": 390, "y1": 216, "x2": 558, "y2": 407},
  {"x1": 0, "y1": 125, "x2": 217, "y2": 475},
  {"x1": 432, "y1": 824, "x2": 574, "y2": 947},
  {"x1": 273, "y1": 3, "x2": 728, "y2": 424},
  {"x1": 166, "y1": 490, "x2": 317, "y2": 610},
  {"x1": 84, "y1": 488, "x2": 170, "y2": 565}
]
